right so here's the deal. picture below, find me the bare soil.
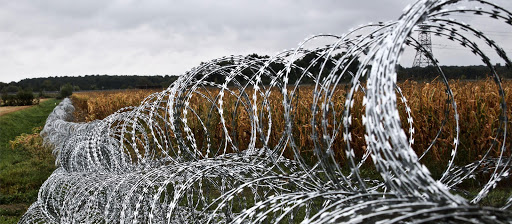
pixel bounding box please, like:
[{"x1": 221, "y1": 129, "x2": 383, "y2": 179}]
[{"x1": 0, "y1": 99, "x2": 49, "y2": 117}]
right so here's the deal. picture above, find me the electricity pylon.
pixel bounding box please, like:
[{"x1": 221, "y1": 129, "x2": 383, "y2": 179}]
[{"x1": 412, "y1": 30, "x2": 434, "y2": 67}]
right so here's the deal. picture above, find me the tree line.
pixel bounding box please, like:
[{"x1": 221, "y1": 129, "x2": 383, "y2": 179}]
[
  {"x1": 1, "y1": 83, "x2": 75, "y2": 106},
  {"x1": 193, "y1": 53, "x2": 511, "y2": 85},
  {"x1": 0, "y1": 75, "x2": 178, "y2": 94},
  {"x1": 0, "y1": 75, "x2": 178, "y2": 106},
  {"x1": 397, "y1": 64, "x2": 512, "y2": 81},
  {"x1": 1, "y1": 54, "x2": 511, "y2": 106}
]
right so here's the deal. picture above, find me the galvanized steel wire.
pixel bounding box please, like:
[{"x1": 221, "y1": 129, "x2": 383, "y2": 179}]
[{"x1": 21, "y1": 0, "x2": 512, "y2": 223}]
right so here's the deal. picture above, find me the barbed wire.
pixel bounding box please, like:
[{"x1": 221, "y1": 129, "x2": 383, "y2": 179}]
[{"x1": 20, "y1": 0, "x2": 512, "y2": 223}]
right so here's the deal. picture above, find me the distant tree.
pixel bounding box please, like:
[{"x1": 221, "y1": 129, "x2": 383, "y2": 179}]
[
  {"x1": 59, "y1": 83, "x2": 73, "y2": 99},
  {"x1": 0, "y1": 87, "x2": 34, "y2": 106},
  {"x1": 1, "y1": 88, "x2": 9, "y2": 106},
  {"x1": 1, "y1": 85, "x2": 18, "y2": 106},
  {"x1": 16, "y1": 88, "x2": 34, "y2": 106},
  {"x1": 1, "y1": 93, "x2": 14, "y2": 106},
  {"x1": 42, "y1": 80, "x2": 53, "y2": 91},
  {"x1": 38, "y1": 89, "x2": 45, "y2": 98},
  {"x1": 2, "y1": 85, "x2": 20, "y2": 93}
]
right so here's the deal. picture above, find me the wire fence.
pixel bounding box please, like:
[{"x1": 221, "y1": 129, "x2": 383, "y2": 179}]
[{"x1": 20, "y1": 0, "x2": 512, "y2": 223}]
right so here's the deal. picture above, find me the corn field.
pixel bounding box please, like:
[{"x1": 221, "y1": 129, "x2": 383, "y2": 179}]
[
  {"x1": 71, "y1": 80, "x2": 512, "y2": 172},
  {"x1": 21, "y1": 0, "x2": 512, "y2": 223}
]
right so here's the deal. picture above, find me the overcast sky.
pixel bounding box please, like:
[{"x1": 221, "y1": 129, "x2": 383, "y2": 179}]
[{"x1": 1, "y1": 0, "x2": 512, "y2": 83}]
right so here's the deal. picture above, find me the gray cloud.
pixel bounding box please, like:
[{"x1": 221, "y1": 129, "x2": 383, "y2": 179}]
[{"x1": 0, "y1": 0, "x2": 511, "y2": 83}]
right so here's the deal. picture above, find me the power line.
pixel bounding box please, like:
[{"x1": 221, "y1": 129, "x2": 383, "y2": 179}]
[{"x1": 431, "y1": 43, "x2": 512, "y2": 52}]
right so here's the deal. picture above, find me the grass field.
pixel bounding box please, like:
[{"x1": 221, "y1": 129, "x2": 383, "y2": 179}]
[{"x1": 0, "y1": 99, "x2": 60, "y2": 223}]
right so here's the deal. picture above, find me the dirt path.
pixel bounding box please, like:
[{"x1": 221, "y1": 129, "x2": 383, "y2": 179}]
[{"x1": 0, "y1": 99, "x2": 49, "y2": 117}]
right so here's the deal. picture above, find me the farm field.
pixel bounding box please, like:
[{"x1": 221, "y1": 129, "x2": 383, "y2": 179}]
[
  {"x1": 71, "y1": 79, "x2": 512, "y2": 173},
  {"x1": 0, "y1": 99, "x2": 60, "y2": 223},
  {"x1": 3, "y1": 79, "x2": 512, "y2": 223},
  {"x1": 69, "y1": 79, "x2": 512, "y2": 211},
  {"x1": 72, "y1": 89, "x2": 161, "y2": 122}
]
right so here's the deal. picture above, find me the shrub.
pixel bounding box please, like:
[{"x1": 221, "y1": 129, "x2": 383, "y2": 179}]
[
  {"x1": 15, "y1": 89, "x2": 34, "y2": 106},
  {"x1": 1, "y1": 89, "x2": 34, "y2": 106},
  {"x1": 1, "y1": 93, "x2": 15, "y2": 106},
  {"x1": 9, "y1": 127, "x2": 50, "y2": 159},
  {"x1": 59, "y1": 83, "x2": 73, "y2": 99}
]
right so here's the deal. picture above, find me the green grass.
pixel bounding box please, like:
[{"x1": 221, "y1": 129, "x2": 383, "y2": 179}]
[
  {"x1": 0, "y1": 216, "x2": 19, "y2": 224},
  {"x1": 0, "y1": 99, "x2": 59, "y2": 145},
  {"x1": 462, "y1": 188, "x2": 512, "y2": 208},
  {"x1": 0, "y1": 99, "x2": 60, "y2": 223}
]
